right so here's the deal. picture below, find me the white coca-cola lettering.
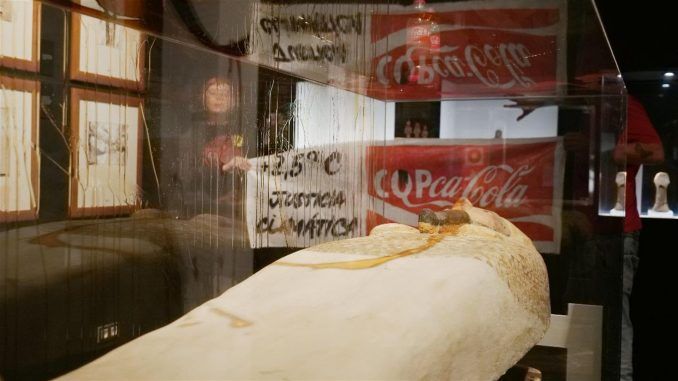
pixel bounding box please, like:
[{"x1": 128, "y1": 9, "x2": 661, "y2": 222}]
[
  {"x1": 502, "y1": 43, "x2": 535, "y2": 88},
  {"x1": 440, "y1": 175, "x2": 462, "y2": 198},
  {"x1": 376, "y1": 55, "x2": 392, "y2": 86},
  {"x1": 442, "y1": 54, "x2": 465, "y2": 77},
  {"x1": 415, "y1": 169, "x2": 432, "y2": 198},
  {"x1": 374, "y1": 169, "x2": 389, "y2": 197},
  {"x1": 417, "y1": 56, "x2": 435, "y2": 84},
  {"x1": 392, "y1": 51, "x2": 414, "y2": 85},
  {"x1": 429, "y1": 175, "x2": 447, "y2": 197},
  {"x1": 375, "y1": 42, "x2": 540, "y2": 89},
  {"x1": 391, "y1": 170, "x2": 412, "y2": 200},
  {"x1": 432, "y1": 53, "x2": 464, "y2": 78},
  {"x1": 373, "y1": 164, "x2": 534, "y2": 209},
  {"x1": 465, "y1": 44, "x2": 502, "y2": 88}
]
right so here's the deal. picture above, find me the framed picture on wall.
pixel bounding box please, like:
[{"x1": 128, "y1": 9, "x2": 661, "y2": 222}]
[
  {"x1": 70, "y1": 12, "x2": 145, "y2": 90},
  {"x1": 0, "y1": 1, "x2": 40, "y2": 71},
  {"x1": 394, "y1": 102, "x2": 441, "y2": 139},
  {"x1": 0, "y1": 76, "x2": 39, "y2": 222},
  {"x1": 69, "y1": 87, "x2": 143, "y2": 217}
]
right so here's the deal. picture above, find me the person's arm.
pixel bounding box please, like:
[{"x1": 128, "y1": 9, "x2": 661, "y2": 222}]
[
  {"x1": 221, "y1": 133, "x2": 251, "y2": 171},
  {"x1": 613, "y1": 140, "x2": 664, "y2": 165},
  {"x1": 222, "y1": 156, "x2": 251, "y2": 171}
]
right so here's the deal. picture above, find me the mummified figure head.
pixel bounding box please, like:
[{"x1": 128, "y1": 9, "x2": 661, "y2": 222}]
[
  {"x1": 419, "y1": 198, "x2": 509, "y2": 234},
  {"x1": 416, "y1": 198, "x2": 533, "y2": 247}
]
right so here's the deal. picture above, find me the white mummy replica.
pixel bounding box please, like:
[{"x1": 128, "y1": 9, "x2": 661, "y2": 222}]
[
  {"x1": 651, "y1": 172, "x2": 671, "y2": 213},
  {"x1": 59, "y1": 199, "x2": 550, "y2": 381}
]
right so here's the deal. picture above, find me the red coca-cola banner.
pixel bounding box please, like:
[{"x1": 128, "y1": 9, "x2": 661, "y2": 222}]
[
  {"x1": 366, "y1": 138, "x2": 564, "y2": 253},
  {"x1": 367, "y1": 7, "x2": 564, "y2": 100}
]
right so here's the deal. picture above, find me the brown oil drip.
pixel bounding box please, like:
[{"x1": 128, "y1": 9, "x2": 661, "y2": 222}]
[
  {"x1": 177, "y1": 321, "x2": 200, "y2": 328},
  {"x1": 210, "y1": 307, "x2": 253, "y2": 328},
  {"x1": 417, "y1": 223, "x2": 463, "y2": 236},
  {"x1": 275, "y1": 234, "x2": 444, "y2": 270},
  {"x1": 28, "y1": 223, "x2": 143, "y2": 257}
]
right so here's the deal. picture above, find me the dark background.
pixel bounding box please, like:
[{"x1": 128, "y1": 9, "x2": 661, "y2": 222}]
[
  {"x1": 595, "y1": 1, "x2": 678, "y2": 73},
  {"x1": 394, "y1": 102, "x2": 441, "y2": 138},
  {"x1": 596, "y1": 1, "x2": 678, "y2": 379}
]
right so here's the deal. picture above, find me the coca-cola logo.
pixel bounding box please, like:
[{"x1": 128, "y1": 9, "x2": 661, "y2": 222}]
[
  {"x1": 365, "y1": 140, "x2": 562, "y2": 250},
  {"x1": 376, "y1": 43, "x2": 538, "y2": 89},
  {"x1": 372, "y1": 164, "x2": 534, "y2": 209}
]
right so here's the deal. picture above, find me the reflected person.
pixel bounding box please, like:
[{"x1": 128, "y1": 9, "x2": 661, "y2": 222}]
[
  {"x1": 177, "y1": 75, "x2": 250, "y2": 219},
  {"x1": 612, "y1": 95, "x2": 664, "y2": 381},
  {"x1": 168, "y1": 74, "x2": 252, "y2": 311}
]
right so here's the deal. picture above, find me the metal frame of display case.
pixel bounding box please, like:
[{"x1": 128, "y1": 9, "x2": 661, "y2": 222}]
[{"x1": 0, "y1": 1, "x2": 629, "y2": 380}]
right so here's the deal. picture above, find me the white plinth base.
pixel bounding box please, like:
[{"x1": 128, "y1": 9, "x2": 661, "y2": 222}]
[
  {"x1": 646, "y1": 209, "x2": 674, "y2": 218},
  {"x1": 608, "y1": 209, "x2": 625, "y2": 216}
]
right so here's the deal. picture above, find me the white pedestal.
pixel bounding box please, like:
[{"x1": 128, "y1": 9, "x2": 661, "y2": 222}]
[
  {"x1": 608, "y1": 209, "x2": 625, "y2": 217},
  {"x1": 646, "y1": 209, "x2": 674, "y2": 218}
]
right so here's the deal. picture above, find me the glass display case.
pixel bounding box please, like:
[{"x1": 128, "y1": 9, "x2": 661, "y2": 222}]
[
  {"x1": 600, "y1": 165, "x2": 677, "y2": 219},
  {"x1": 1, "y1": 0, "x2": 628, "y2": 380},
  {"x1": 598, "y1": 84, "x2": 676, "y2": 220}
]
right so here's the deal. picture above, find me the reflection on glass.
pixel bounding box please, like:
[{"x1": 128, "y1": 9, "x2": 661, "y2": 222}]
[{"x1": 0, "y1": 1, "x2": 630, "y2": 380}]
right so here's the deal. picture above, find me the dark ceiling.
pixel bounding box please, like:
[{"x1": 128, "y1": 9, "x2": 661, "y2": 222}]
[{"x1": 595, "y1": 0, "x2": 677, "y2": 73}]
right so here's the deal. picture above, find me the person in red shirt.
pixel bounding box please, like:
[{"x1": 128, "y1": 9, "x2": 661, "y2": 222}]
[{"x1": 613, "y1": 95, "x2": 664, "y2": 381}]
